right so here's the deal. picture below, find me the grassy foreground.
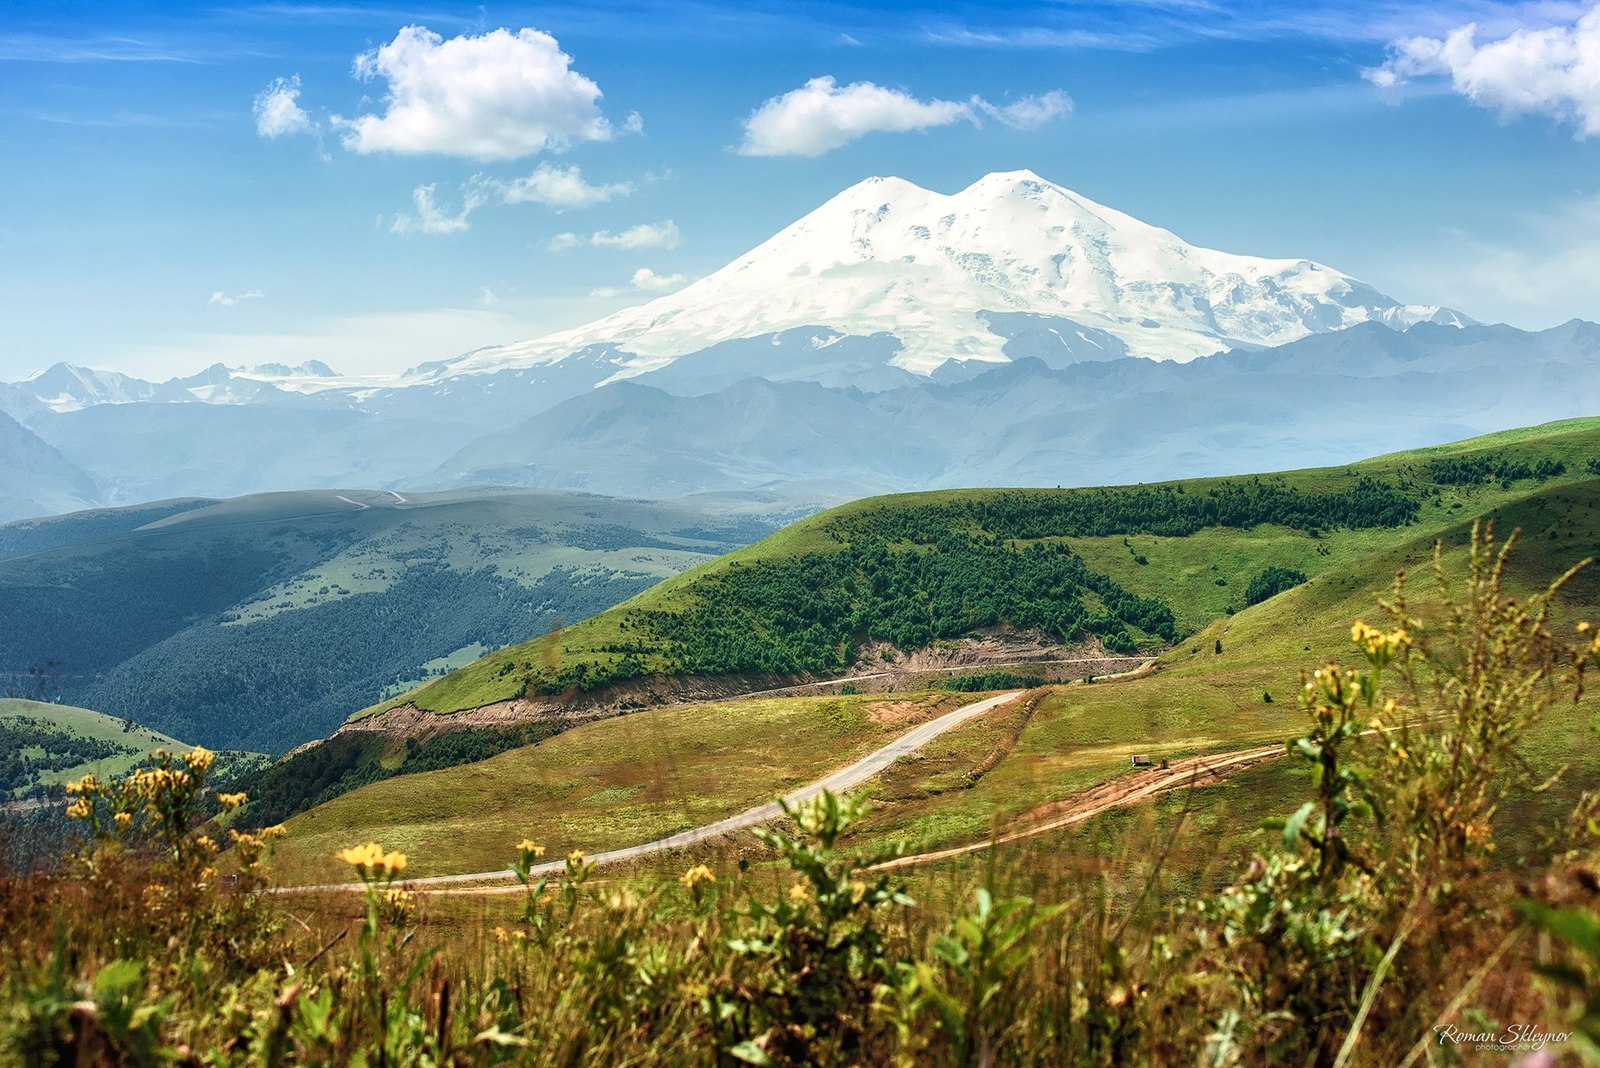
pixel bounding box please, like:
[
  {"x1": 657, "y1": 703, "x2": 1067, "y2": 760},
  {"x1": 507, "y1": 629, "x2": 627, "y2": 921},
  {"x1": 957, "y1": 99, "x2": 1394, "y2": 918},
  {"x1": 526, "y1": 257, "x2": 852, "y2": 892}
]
[{"x1": 8, "y1": 526, "x2": 1600, "y2": 1065}]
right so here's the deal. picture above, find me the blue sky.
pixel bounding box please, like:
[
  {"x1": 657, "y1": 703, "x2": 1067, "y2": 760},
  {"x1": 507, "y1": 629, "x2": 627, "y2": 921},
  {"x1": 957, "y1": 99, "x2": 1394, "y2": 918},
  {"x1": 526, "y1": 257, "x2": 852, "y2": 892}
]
[{"x1": 3, "y1": 0, "x2": 1600, "y2": 380}]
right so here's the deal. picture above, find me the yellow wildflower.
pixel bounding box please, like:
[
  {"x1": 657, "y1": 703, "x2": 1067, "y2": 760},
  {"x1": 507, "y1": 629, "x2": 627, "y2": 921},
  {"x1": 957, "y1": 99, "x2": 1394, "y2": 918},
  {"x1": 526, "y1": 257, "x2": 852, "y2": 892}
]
[
  {"x1": 680, "y1": 864, "x2": 715, "y2": 891},
  {"x1": 65, "y1": 797, "x2": 91, "y2": 820},
  {"x1": 113, "y1": 812, "x2": 133, "y2": 831},
  {"x1": 383, "y1": 888, "x2": 414, "y2": 916},
  {"x1": 65, "y1": 774, "x2": 97, "y2": 795},
  {"x1": 338, "y1": 842, "x2": 408, "y2": 880},
  {"x1": 262, "y1": 824, "x2": 287, "y2": 839},
  {"x1": 850, "y1": 880, "x2": 867, "y2": 904},
  {"x1": 216, "y1": 791, "x2": 248, "y2": 808},
  {"x1": 517, "y1": 838, "x2": 545, "y2": 857},
  {"x1": 493, "y1": 926, "x2": 509, "y2": 943},
  {"x1": 788, "y1": 882, "x2": 811, "y2": 904},
  {"x1": 195, "y1": 834, "x2": 218, "y2": 853},
  {"x1": 229, "y1": 829, "x2": 264, "y2": 850},
  {"x1": 184, "y1": 746, "x2": 215, "y2": 773}
]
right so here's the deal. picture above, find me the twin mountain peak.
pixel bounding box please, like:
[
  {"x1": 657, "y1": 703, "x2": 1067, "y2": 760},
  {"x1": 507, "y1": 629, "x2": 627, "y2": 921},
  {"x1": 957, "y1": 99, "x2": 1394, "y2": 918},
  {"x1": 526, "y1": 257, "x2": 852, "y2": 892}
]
[{"x1": 11, "y1": 169, "x2": 1471, "y2": 413}]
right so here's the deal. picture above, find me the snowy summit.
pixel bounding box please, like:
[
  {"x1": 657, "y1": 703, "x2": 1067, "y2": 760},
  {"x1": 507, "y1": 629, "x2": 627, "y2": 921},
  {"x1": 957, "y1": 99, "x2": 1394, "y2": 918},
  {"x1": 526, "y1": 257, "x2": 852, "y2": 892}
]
[{"x1": 442, "y1": 169, "x2": 1468, "y2": 382}]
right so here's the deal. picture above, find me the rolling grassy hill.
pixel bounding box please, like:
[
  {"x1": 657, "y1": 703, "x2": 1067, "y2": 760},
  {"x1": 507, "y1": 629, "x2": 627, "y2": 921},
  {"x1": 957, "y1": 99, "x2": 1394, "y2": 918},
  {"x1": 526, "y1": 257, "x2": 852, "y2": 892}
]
[
  {"x1": 257, "y1": 419, "x2": 1600, "y2": 884},
  {"x1": 362, "y1": 417, "x2": 1600, "y2": 721},
  {"x1": 0, "y1": 488, "x2": 784, "y2": 751},
  {"x1": 271, "y1": 472, "x2": 1600, "y2": 882},
  {"x1": 0, "y1": 699, "x2": 229, "y2": 799}
]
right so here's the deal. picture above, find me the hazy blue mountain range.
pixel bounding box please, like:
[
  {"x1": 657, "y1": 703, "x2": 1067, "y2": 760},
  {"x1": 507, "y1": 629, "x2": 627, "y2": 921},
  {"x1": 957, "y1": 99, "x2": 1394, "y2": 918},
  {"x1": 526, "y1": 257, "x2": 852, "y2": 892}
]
[
  {"x1": 1, "y1": 171, "x2": 1592, "y2": 521},
  {"x1": 0, "y1": 489, "x2": 781, "y2": 751}
]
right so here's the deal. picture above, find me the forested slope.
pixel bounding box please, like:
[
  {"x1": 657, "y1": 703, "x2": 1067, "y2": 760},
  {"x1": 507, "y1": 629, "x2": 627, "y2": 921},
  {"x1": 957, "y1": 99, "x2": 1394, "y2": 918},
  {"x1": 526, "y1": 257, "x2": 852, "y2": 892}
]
[{"x1": 371, "y1": 418, "x2": 1600, "y2": 719}]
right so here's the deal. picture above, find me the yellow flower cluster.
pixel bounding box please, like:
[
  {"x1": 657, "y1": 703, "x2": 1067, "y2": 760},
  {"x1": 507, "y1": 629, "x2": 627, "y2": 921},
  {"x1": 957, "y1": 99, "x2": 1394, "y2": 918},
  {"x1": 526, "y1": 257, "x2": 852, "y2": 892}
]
[
  {"x1": 215, "y1": 791, "x2": 248, "y2": 808},
  {"x1": 1351, "y1": 621, "x2": 1410, "y2": 659},
  {"x1": 1579, "y1": 622, "x2": 1600, "y2": 657},
  {"x1": 788, "y1": 882, "x2": 811, "y2": 904},
  {"x1": 183, "y1": 746, "x2": 215, "y2": 773},
  {"x1": 383, "y1": 887, "x2": 414, "y2": 916},
  {"x1": 679, "y1": 864, "x2": 715, "y2": 891},
  {"x1": 127, "y1": 766, "x2": 193, "y2": 803},
  {"x1": 65, "y1": 797, "x2": 91, "y2": 820},
  {"x1": 517, "y1": 838, "x2": 546, "y2": 858},
  {"x1": 65, "y1": 774, "x2": 98, "y2": 795},
  {"x1": 338, "y1": 842, "x2": 408, "y2": 880}
]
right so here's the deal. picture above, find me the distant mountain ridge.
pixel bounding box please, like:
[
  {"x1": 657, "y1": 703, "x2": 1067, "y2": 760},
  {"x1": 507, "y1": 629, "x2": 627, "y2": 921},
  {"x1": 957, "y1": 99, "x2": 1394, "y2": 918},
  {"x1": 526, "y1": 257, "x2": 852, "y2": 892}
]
[
  {"x1": 4, "y1": 169, "x2": 1469, "y2": 420},
  {"x1": 0, "y1": 169, "x2": 1591, "y2": 521}
]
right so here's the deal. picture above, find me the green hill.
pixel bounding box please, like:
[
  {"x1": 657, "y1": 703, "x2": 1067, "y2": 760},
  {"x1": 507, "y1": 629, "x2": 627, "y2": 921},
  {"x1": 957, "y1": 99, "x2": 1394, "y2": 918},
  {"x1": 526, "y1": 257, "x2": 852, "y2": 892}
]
[
  {"x1": 0, "y1": 699, "x2": 186, "y2": 798},
  {"x1": 363, "y1": 418, "x2": 1600, "y2": 721},
  {"x1": 271, "y1": 471, "x2": 1600, "y2": 881}
]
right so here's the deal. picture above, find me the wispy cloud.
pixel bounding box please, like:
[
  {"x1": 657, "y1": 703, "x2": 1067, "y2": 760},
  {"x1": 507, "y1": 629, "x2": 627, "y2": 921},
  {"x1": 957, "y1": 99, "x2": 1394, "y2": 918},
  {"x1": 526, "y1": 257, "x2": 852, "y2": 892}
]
[
  {"x1": 209, "y1": 289, "x2": 265, "y2": 306},
  {"x1": 253, "y1": 75, "x2": 315, "y2": 138},
  {"x1": 737, "y1": 76, "x2": 1070, "y2": 156},
  {"x1": 489, "y1": 163, "x2": 632, "y2": 208},
  {"x1": 589, "y1": 265, "x2": 688, "y2": 298},
  {"x1": 0, "y1": 32, "x2": 215, "y2": 64},
  {"x1": 390, "y1": 184, "x2": 477, "y2": 235},
  {"x1": 390, "y1": 163, "x2": 632, "y2": 236},
  {"x1": 630, "y1": 267, "x2": 685, "y2": 291},
  {"x1": 550, "y1": 220, "x2": 681, "y2": 251},
  {"x1": 1383, "y1": 192, "x2": 1600, "y2": 328},
  {"x1": 919, "y1": 2, "x2": 1597, "y2": 51}
]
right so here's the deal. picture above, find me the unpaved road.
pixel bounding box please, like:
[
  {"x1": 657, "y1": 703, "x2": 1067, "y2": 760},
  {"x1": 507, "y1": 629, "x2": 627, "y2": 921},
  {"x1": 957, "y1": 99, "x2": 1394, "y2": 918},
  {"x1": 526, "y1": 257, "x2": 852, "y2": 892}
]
[
  {"x1": 872, "y1": 715, "x2": 1443, "y2": 871},
  {"x1": 871, "y1": 742, "x2": 1286, "y2": 871},
  {"x1": 284, "y1": 690, "x2": 1025, "y2": 893},
  {"x1": 735, "y1": 656, "x2": 1154, "y2": 701}
]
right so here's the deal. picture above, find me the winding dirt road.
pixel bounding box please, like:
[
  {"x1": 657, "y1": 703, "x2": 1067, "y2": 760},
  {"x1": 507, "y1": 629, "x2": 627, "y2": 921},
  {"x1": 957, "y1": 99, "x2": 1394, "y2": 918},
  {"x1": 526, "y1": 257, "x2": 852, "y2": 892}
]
[
  {"x1": 285, "y1": 689, "x2": 1025, "y2": 893},
  {"x1": 871, "y1": 742, "x2": 1286, "y2": 871}
]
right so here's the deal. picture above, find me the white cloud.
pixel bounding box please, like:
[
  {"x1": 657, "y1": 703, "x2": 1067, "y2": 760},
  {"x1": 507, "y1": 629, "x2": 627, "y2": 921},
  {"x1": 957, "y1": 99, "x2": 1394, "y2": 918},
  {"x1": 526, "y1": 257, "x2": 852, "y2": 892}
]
[
  {"x1": 390, "y1": 183, "x2": 480, "y2": 235},
  {"x1": 739, "y1": 76, "x2": 970, "y2": 156},
  {"x1": 1366, "y1": 6, "x2": 1600, "y2": 136},
  {"x1": 253, "y1": 76, "x2": 314, "y2": 138},
  {"x1": 487, "y1": 162, "x2": 632, "y2": 207},
  {"x1": 737, "y1": 76, "x2": 1070, "y2": 156},
  {"x1": 630, "y1": 267, "x2": 685, "y2": 291},
  {"x1": 392, "y1": 165, "x2": 628, "y2": 236},
  {"x1": 549, "y1": 220, "x2": 681, "y2": 251},
  {"x1": 209, "y1": 289, "x2": 264, "y2": 306},
  {"x1": 334, "y1": 25, "x2": 622, "y2": 160},
  {"x1": 480, "y1": 286, "x2": 499, "y2": 306},
  {"x1": 977, "y1": 90, "x2": 1074, "y2": 130},
  {"x1": 589, "y1": 285, "x2": 623, "y2": 298}
]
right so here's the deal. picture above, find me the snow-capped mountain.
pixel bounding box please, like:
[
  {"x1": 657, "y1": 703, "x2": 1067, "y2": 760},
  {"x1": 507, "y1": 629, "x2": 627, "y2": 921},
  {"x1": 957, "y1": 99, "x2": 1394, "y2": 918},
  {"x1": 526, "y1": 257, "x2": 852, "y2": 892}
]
[
  {"x1": 0, "y1": 360, "x2": 372, "y2": 419},
  {"x1": 437, "y1": 169, "x2": 1469, "y2": 382},
  {"x1": 17, "y1": 364, "x2": 159, "y2": 413}
]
